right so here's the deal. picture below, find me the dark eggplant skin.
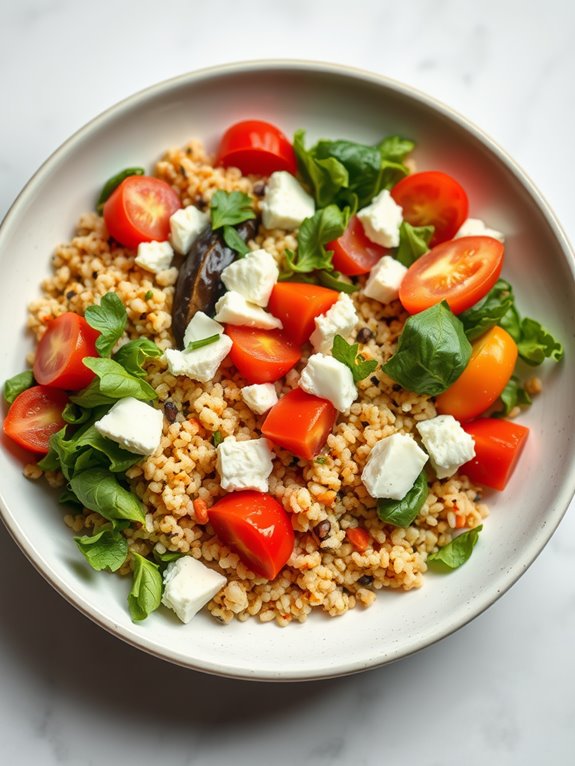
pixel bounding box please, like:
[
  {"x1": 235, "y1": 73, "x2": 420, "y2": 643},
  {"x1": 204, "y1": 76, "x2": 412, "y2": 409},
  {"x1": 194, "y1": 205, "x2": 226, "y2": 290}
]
[{"x1": 171, "y1": 218, "x2": 258, "y2": 348}]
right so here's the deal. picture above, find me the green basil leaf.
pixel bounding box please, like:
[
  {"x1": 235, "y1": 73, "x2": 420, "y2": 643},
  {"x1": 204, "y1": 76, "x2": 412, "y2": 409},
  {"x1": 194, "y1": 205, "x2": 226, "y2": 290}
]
[
  {"x1": 427, "y1": 525, "x2": 483, "y2": 571},
  {"x1": 153, "y1": 549, "x2": 183, "y2": 565},
  {"x1": 499, "y1": 304, "x2": 522, "y2": 341},
  {"x1": 222, "y1": 225, "x2": 251, "y2": 256},
  {"x1": 382, "y1": 301, "x2": 472, "y2": 396},
  {"x1": 516, "y1": 317, "x2": 564, "y2": 365},
  {"x1": 69, "y1": 467, "x2": 145, "y2": 523},
  {"x1": 377, "y1": 472, "x2": 428, "y2": 527},
  {"x1": 314, "y1": 139, "x2": 386, "y2": 209},
  {"x1": 377, "y1": 135, "x2": 416, "y2": 163},
  {"x1": 59, "y1": 486, "x2": 83, "y2": 509},
  {"x1": 494, "y1": 375, "x2": 532, "y2": 417},
  {"x1": 81, "y1": 357, "x2": 157, "y2": 402},
  {"x1": 71, "y1": 422, "x2": 142, "y2": 473},
  {"x1": 85, "y1": 292, "x2": 127, "y2": 357},
  {"x1": 316, "y1": 269, "x2": 358, "y2": 294},
  {"x1": 285, "y1": 205, "x2": 349, "y2": 274},
  {"x1": 74, "y1": 527, "x2": 128, "y2": 572},
  {"x1": 332, "y1": 335, "x2": 378, "y2": 383},
  {"x1": 3, "y1": 370, "x2": 35, "y2": 404},
  {"x1": 293, "y1": 129, "x2": 349, "y2": 209},
  {"x1": 62, "y1": 402, "x2": 92, "y2": 424},
  {"x1": 113, "y1": 338, "x2": 162, "y2": 378},
  {"x1": 68, "y1": 380, "x2": 117, "y2": 409},
  {"x1": 459, "y1": 279, "x2": 515, "y2": 341},
  {"x1": 128, "y1": 552, "x2": 163, "y2": 621},
  {"x1": 210, "y1": 190, "x2": 255, "y2": 230},
  {"x1": 186, "y1": 334, "x2": 220, "y2": 352},
  {"x1": 394, "y1": 222, "x2": 434, "y2": 268},
  {"x1": 96, "y1": 167, "x2": 145, "y2": 214}
]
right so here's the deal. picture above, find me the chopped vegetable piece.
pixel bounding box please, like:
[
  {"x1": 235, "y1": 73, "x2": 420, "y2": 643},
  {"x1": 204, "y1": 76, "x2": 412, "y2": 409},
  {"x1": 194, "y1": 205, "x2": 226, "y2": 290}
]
[
  {"x1": 346, "y1": 527, "x2": 371, "y2": 552},
  {"x1": 96, "y1": 167, "x2": 145, "y2": 214},
  {"x1": 216, "y1": 120, "x2": 297, "y2": 176},
  {"x1": 327, "y1": 215, "x2": 387, "y2": 276},
  {"x1": 461, "y1": 419, "x2": 529, "y2": 491},
  {"x1": 226, "y1": 325, "x2": 301, "y2": 384},
  {"x1": 33, "y1": 312, "x2": 100, "y2": 390},
  {"x1": 3, "y1": 385, "x2": 68, "y2": 454},
  {"x1": 261, "y1": 388, "x2": 336, "y2": 460},
  {"x1": 267, "y1": 282, "x2": 339, "y2": 346},
  {"x1": 186, "y1": 334, "x2": 220, "y2": 352}
]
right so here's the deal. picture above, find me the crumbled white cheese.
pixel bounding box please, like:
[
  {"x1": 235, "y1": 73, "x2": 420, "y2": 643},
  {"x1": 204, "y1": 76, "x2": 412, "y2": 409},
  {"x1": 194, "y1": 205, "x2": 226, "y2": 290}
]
[
  {"x1": 357, "y1": 189, "x2": 403, "y2": 248},
  {"x1": 169, "y1": 205, "x2": 210, "y2": 254},
  {"x1": 261, "y1": 171, "x2": 315, "y2": 231},
  {"x1": 299, "y1": 353, "x2": 358, "y2": 412},
  {"x1": 94, "y1": 397, "x2": 163, "y2": 456},
  {"x1": 216, "y1": 436, "x2": 275, "y2": 493},
  {"x1": 416, "y1": 414, "x2": 476, "y2": 479},
  {"x1": 165, "y1": 311, "x2": 232, "y2": 381},
  {"x1": 309, "y1": 293, "x2": 359, "y2": 354},
  {"x1": 162, "y1": 556, "x2": 226, "y2": 623},
  {"x1": 363, "y1": 255, "x2": 408, "y2": 304},
  {"x1": 182, "y1": 311, "x2": 225, "y2": 348},
  {"x1": 241, "y1": 383, "x2": 278, "y2": 415},
  {"x1": 220, "y1": 248, "x2": 279, "y2": 307},
  {"x1": 135, "y1": 241, "x2": 174, "y2": 274},
  {"x1": 361, "y1": 433, "x2": 428, "y2": 500},
  {"x1": 214, "y1": 291, "x2": 282, "y2": 329},
  {"x1": 454, "y1": 217, "x2": 505, "y2": 243}
]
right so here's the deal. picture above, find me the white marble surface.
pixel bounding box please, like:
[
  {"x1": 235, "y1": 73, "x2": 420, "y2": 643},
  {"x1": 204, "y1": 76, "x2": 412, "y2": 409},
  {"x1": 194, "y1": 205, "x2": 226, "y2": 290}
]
[{"x1": 1, "y1": 0, "x2": 575, "y2": 763}]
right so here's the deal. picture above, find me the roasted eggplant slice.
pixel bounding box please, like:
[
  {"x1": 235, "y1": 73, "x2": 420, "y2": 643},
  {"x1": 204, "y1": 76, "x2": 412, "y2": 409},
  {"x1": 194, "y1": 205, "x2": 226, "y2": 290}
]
[{"x1": 171, "y1": 219, "x2": 258, "y2": 348}]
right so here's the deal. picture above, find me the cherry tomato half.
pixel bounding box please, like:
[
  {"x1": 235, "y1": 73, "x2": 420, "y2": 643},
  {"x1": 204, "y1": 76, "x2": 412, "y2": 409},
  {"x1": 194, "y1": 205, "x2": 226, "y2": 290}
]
[
  {"x1": 226, "y1": 325, "x2": 301, "y2": 384},
  {"x1": 391, "y1": 171, "x2": 468, "y2": 246},
  {"x1": 461, "y1": 418, "x2": 529, "y2": 491},
  {"x1": 267, "y1": 282, "x2": 339, "y2": 346},
  {"x1": 33, "y1": 313, "x2": 100, "y2": 390},
  {"x1": 3, "y1": 386, "x2": 68, "y2": 454},
  {"x1": 326, "y1": 215, "x2": 388, "y2": 276},
  {"x1": 436, "y1": 326, "x2": 518, "y2": 422},
  {"x1": 399, "y1": 236, "x2": 504, "y2": 315},
  {"x1": 208, "y1": 490, "x2": 295, "y2": 580},
  {"x1": 216, "y1": 120, "x2": 297, "y2": 177},
  {"x1": 262, "y1": 388, "x2": 337, "y2": 461},
  {"x1": 103, "y1": 175, "x2": 181, "y2": 249}
]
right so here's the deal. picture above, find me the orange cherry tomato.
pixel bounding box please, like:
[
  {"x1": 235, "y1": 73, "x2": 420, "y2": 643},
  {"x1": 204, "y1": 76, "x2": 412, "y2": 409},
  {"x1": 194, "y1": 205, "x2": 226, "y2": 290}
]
[
  {"x1": 267, "y1": 282, "x2": 339, "y2": 346},
  {"x1": 391, "y1": 170, "x2": 469, "y2": 246},
  {"x1": 208, "y1": 490, "x2": 295, "y2": 580},
  {"x1": 225, "y1": 325, "x2": 301, "y2": 384},
  {"x1": 436, "y1": 326, "x2": 518, "y2": 421},
  {"x1": 262, "y1": 388, "x2": 337, "y2": 460},
  {"x1": 461, "y1": 419, "x2": 529, "y2": 491},
  {"x1": 103, "y1": 175, "x2": 181, "y2": 249},
  {"x1": 215, "y1": 120, "x2": 297, "y2": 176},
  {"x1": 3, "y1": 386, "x2": 68, "y2": 454},
  {"x1": 399, "y1": 236, "x2": 504, "y2": 315},
  {"x1": 326, "y1": 215, "x2": 387, "y2": 276},
  {"x1": 33, "y1": 313, "x2": 100, "y2": 390}
]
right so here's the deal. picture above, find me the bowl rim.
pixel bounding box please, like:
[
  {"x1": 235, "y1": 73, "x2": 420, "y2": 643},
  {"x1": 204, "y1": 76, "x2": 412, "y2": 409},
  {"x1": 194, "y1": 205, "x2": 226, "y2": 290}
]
[{"x1": 1, "y1": 58, "x2": 575, "y2": 682}]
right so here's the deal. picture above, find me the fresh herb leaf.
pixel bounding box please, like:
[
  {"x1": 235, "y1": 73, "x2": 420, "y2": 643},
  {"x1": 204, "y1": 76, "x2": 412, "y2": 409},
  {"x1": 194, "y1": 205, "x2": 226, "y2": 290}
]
[
  {"x1": 68, "y1": 380, "x2": 116, "y2": 409},
  {"x1": 316, "y1": 269, "x2": 358, "y2": 293},
  {"x1": 516, "y1": 317, "x2": 564, "y2": 365},
  {"x1": 293, "y1": 129, "x2": 349, "y2": 209},
  {"x1": 59, "y1": 486, "x2": 83, "y2": 509},
  {"x1": 186, "y1": 333, "x2": 220, "y2": 352},
  {"x1": 128, "y1": 552, "x2": 163, "y2": 621},
  {"x1": 3, "y1": 370, "x2": 35, "y2": 404},
  {"x1": 153, "y1": 549, "x2": 183, "y2": 565},
  {"x1": 314, "y1": 139, "x2": 388, "y2": 209},
  {"x1": 332, "y1": 335, "x2": 378, "y2": 383},
  {"x1": 144, "y1": 290, "x2": 153, "y2": 301},
  {"x1": 69, "y1": 468, "x2": 145, "y2": 524},
  {"x1": 74, "y1": 526, "x2": 128, "y2": 572},
  {"x1": 210, "y1": 190, "x2": 255, "y2": 230},
  {"x1": 427, "y1": 525, "x2": 483, "y2": 571},
  {"x1": 222, "y1": 225, "x2": 251, "y2": 256},
  {"x1": 85, "y1": 292, "x2": 127, "y2": 357},
  {"x1": 70, "y1": 422, "x2": 142, "y2": 473},
  {"x1": 499, "y1": 304, "x2": 521, "y2": 341},
  {"x1": 80, "y1": 357, "x2": 157, "y2": 402},
  {"x1": 394, "y1": 222, "x2": 434, "y2": 268},
  {"x1": 284, "y1": 205, "x2": 349, "y2": 274},
  {"x1": 212, "y1": 430, "x2": 223, "y2": 447},
  {"x1": 459, "y1": 279, "x2": 515, "y2": 341},
  {"x1": 96, "y1": 167, "x2": 145, "y2": 214},
  {"x1": 377, "y1": 471, "x2": 428, "y2": 527},
  {"x1": 62, "y1": 402, "x2": 92, "y2": 424},
  {"x1": 494, "y1": 375, "x2": 532, "y2": 417},
  {"x1": 315, "y1": 456, "x2": 327, "y2": 464},
  {"x1": 377, "y1": 135, "x2": 416, "y2": 163},
  {"x1": 113, "y1": 338, "x2": 162, "y2": 378},
  {"x1": 382, "y1": 301, "x2": 472, "y2": 396}
]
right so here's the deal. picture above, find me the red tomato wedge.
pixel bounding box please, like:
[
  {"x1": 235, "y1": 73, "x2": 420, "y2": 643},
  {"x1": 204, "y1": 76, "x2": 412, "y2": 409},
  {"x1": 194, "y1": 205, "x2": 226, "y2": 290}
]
[
  {"x1": 103, "y1": 175, "x2": 181, "y2": 249},
  {"x1": 226, "y1": 325, "x2": 301, "y2": 384},
  {"x1": 3, "y1": 386, "x2": 68, "y2": 454},
  {"x1": 216, "y1": 120, "x2": 297, "y2": 176},
  {"x1": 262, "y1": 388, "x2": 337, "y2": 460},
  {"x1": 461, "y1": 419, "x2": 529, "y2": 491},
  {"x1": 399, "y1": 236, "x2": 504, "y2": 315},
  {"x1": 208, "y1": 491, "x2": 295, "y2": 580},
  {"x1": 326, "y1": 215, "x2": 388, "y2": 276},
  {"x1": 391, "y1": 171, "x2": 469, "y2": 246},
  {"x1": 33, "y1": 313, "x2": 100, "y2": 390},
  {"x1": 267, "y1": 283, "x2": 339, "y2": 346}
]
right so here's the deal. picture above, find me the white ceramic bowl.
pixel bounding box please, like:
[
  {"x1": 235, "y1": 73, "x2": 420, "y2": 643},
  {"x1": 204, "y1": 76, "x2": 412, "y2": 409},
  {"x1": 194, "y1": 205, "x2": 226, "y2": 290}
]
[{"x1": 1, "y1": 61, "x2": 574, "y2": 681}]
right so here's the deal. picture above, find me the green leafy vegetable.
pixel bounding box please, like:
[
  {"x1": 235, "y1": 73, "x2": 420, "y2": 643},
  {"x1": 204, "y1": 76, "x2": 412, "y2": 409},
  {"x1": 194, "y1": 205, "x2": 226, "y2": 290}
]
[
  {"x1": 377, "y1": 472, "x2": 428, "y2": 527},
  {"x1": 212, "y1": 430, "x2": 223, "y2": 447},
  {"x1": 377, "y1": 135, "x2": 416, "y2": 163},
  {"x1": 113, "y1": 338, "x2": 162, "y2": 378},
  {"x1": 284, "y1": 205, "x2": 349, "y2": 274},
  {"x1": 79, "y1": 357, "x2": 157, "y2": 403},
  {"x1": 516, "y1": 317, "x2": 564, "y2": 365},
  {"x1": 153, "y1": 549, "x2": 183, "y2": 565},
  {"x1": 210, "y1": 190, "x2": 255, "y2": 230},
  {"x1": 459, "y1": 279, "x2": 515, "y2": 341},
  {"x1": 62, "y1": 402, "x2": 92, "y2": 424},
  {"x1": 69, "y1": 468, "x2": 145, "y2": 524},
  {"x1": 128, "y1": 552, "x2": 163, "y2": 621},
  {"x1": 85, "y1": 292, "x2": 127, "y2": 357},
  {"x1": 186, "y1": 334, "x2": 220, "y2": 352},
  {"x1": 96, "y1": 167, "x2": 145, "y2": 214},
  {"x1": 74, "y1": 527, "x2": 128, "y2": 572},
  {"x1": 495, "y1": 375, "x2": 532, "y2": 417},
  {"x1": 332, "y1": 335, "x2": 378, "y2": 383},
  {"x1": 222, "y1": 225, "x2": 251, "y2": 256},
  {"x1": 59, "y1": 487, "x2": 83, "y2": 509},
  {"x1": 394, "y1": 222, "x2": 434, "y2": 268},
  {"x1": 3, "y1": 370, "x2": 35, "y2": 404},
  {"x1": 293, "y1": 129, "x2": 350, "y2": 209},
  {"x1": 316, "y1": 270, "x2": 358, "y2": 294},
  {"x1": 382, "y1": 301, "x2": 472, "y2": 396},
  {"x1": 427, "y1": 525, "x2": 483, "y2": 571}
]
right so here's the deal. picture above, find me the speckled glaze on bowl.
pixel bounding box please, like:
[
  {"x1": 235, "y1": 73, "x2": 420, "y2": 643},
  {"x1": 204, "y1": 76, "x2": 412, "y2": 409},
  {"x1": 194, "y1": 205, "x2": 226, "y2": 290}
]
[{"x1": 1, "y1": 61, "x2": 574, "y2": 681}]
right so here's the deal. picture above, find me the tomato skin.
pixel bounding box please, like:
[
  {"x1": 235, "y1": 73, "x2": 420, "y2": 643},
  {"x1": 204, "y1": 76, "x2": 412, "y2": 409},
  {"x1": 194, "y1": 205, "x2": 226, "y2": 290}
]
[
  {"x1": 103, "y1": 175, "x2": 181, "y2": 249},
  {"x1": 399, "y1": 236, "x2": 504, "y2": 315},
  {"x1": 461, "y1": 419, "x2": 529, "y2": 491},
  {"x1": 208, "y1": 490, "x2": 295, "y2": 580},
  {"x1": 226, "y1": 325, "x2": 301, "y2": 384},
  {"x1": 391, "y1": 170, "x2": 469, "y2": 246},
  {"x1": 262, "y1": 388, "x2": 337, "y2": 460},
  {"x1": 436, "y1": 326, "x2": 518, "y2": 421},
  {"x1": 326, "y1": 215, "x2": 387, "y2": 276},
  {"x1": 3, "y1": 386, "x2": 68, "y2": 454},
  {"x1": 216, "y1": 120, "x2": 297, "y2": 177},
  {"x1": 267, "y1": 283, "x2": 339, "y2": 346},
  {"x1": 33, "y1": 313, "x2": 100, "y2": 390}
]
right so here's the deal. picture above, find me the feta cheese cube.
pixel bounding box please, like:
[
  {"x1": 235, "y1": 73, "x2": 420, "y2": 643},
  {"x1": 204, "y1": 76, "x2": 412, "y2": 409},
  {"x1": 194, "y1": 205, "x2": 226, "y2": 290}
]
[
  {"x1": 357, "y1": 189, "x2": 403, "y2": 248},
  {"x1": 309, "y1": 293, "x2": 359, "y2": 354},
  {"x1": 214, "y1": 291, "x2": 282, "y2": 330},
  {"x1": 361, "y1": 433, "x2": 428, "y2": 500},
  {"x1": 182, "y1": 310, "x2": 225, "y2": 348},
  {"x1": 363, "y1": 255, "x2": 408, "y2": 304},
  {"x1": 261, "y1": 171, "x2": 315, "y2": 231},
  {"x1": 164, "y1": 334, "x2": 232, "y2": 382},
  {"x1": 135, "y1": 241, "x2": 174, "y2": 274},
  {"x1": 169, "y1": 205, "x2": 210, "y2": 254},
  {"x1": 455, "y1": 217, "x2": 505, "y2": 243},
  {"x1": 416, "y1": 414, "x2": 476, "y2": 479},
  {"x1": 220, "y1": 248, "x2": 279, "y2": 307},
  {"x1": 94, "y1": 396, "x2": 163, "y2": 456},
  {"x1": 299, "y1": 353, "x2": 358, "y2": 412},
  {"x1": 241, "y1": 383, "x2": 278, "y2": 415},
  {"x1": 216, "y1": 436, "x2": 275, "y2": 493},
  {"x1": 162, "y1": 556, "x2": 226, "y2": 623}
]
